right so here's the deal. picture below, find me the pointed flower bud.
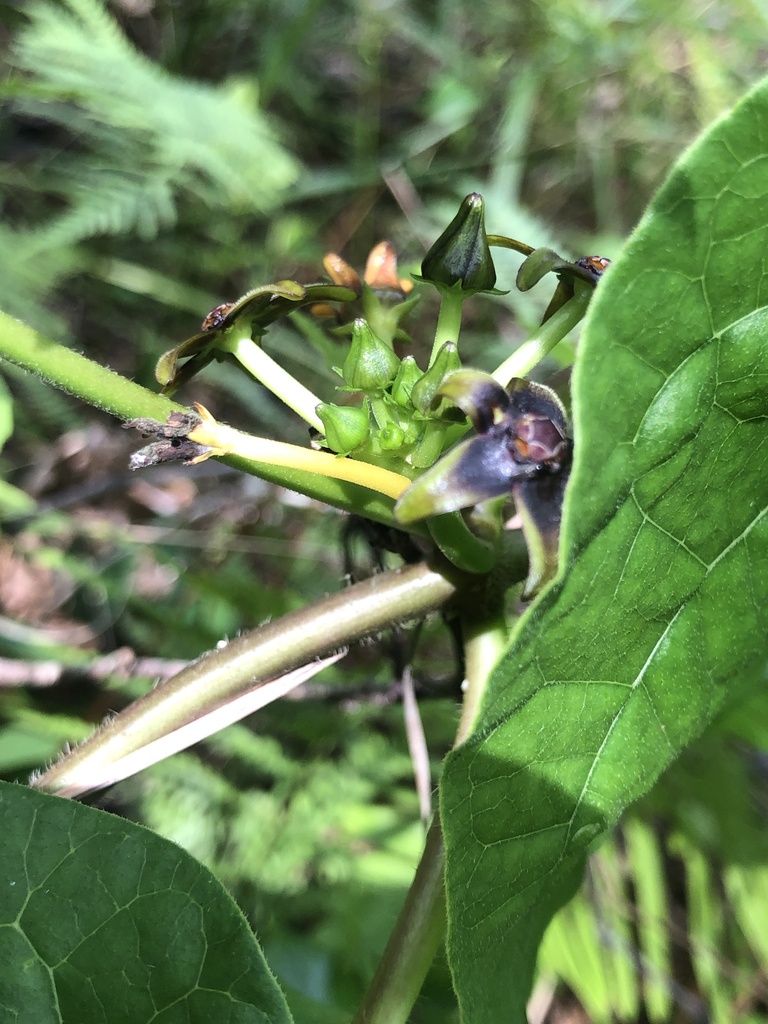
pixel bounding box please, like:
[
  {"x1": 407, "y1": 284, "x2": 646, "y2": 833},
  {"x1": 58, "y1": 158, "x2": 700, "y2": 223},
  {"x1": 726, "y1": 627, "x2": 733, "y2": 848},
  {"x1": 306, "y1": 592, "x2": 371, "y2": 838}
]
[
  {"x1": 420, "y1": 193, "x2": 497, "y2": 294},
  {"x1": 317, "y1": 402, "x2": 371, "y2": 455},
  {"x1": 390, "y1": 355, "x2": 423, "y2": 408},
  {"x1": 342, "y1": 318, "x2": 400, "y2": 391},
  {"x1": 410, "y1": 343, "x2": 461, "y2": 415}
]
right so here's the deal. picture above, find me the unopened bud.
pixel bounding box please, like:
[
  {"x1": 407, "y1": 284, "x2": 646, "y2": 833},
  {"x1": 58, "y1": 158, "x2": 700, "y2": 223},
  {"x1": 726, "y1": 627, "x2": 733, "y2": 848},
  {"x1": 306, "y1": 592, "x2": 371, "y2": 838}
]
[
  {"x1": 420, "y1": 193, "x2": 496, "y2": 293},
  {"x1": 317, "y1": 402, "x2": 371, "y2": 455},
  {"x1": 410, "y1": 343, "x2": 461, "y2": 415},
  {"x1": 342, "y1": 319, "x2": 400, "y2": 391}
]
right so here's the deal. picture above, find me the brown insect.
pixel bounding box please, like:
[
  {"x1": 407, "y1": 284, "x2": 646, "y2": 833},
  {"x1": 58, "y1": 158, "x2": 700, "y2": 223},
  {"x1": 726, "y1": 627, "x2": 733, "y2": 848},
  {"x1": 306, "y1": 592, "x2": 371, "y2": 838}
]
[
  {"x1": 575, "y1": 256, "x2": 611, "y2": 281},
  {"x1": 200, "y1": 302, "x2": 235, "y2": 332}
]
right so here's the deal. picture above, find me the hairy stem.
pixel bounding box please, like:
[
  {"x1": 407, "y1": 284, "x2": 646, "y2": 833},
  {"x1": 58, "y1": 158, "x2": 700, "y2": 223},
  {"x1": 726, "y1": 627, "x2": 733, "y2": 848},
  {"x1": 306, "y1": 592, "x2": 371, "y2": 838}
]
[
  {"x1": 0, "y1": 312, "x2": 404, "y2": 526},
  {"x1": 0, "y1": 311, "x2": 184, "y2": 423},
  {"x1": 33, "y1": 561, "x2": 459, "y2": 797}
]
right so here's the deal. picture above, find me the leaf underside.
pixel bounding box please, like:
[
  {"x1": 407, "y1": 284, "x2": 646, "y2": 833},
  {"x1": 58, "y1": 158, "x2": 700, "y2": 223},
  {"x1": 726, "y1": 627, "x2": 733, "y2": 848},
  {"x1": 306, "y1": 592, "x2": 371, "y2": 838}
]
[
  {"x1": 0, "y1": 782, "x2": 292, "y2": 1024},
  {"x1": 441, "y1": 76, "x2": 768, "y2": 1022}
]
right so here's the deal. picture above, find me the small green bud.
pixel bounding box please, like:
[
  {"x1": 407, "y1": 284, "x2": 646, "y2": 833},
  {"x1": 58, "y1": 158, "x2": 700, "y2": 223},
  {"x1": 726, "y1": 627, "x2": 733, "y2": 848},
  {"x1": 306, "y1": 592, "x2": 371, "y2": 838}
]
[
  {"x1": 411, "y1": 343, "x2": 461, "y2": 415},
  {"x1": 379, "y1": 424, "x2": 406, "y2": 451},
  {"x1": 317, "y1": 402, "x2": 371, "y2": 455},
  {"x1": 342, "y1": 318, "x2": 400, "y2": 391},
  {"x1": 420, "y1": 193, "x2": 497, "y2": 293},
  {"x1": 390, "y1": 355, "x2": 423, "y2": 408}
]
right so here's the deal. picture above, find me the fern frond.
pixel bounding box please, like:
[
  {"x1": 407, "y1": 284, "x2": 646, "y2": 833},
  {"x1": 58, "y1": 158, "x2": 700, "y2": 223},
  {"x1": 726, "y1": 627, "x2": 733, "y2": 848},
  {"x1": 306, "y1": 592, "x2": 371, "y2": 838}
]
[
  {"x1": 23, "y1": 175, "x2": 177, "y2": 253},
  {"x1": 11, "y1": 0, "x2": 300, "y2": 222}
]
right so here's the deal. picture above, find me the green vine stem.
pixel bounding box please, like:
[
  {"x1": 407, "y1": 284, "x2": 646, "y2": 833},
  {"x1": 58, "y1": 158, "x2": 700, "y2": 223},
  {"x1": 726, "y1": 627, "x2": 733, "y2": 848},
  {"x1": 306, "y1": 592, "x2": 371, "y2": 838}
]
[
  {"x1": 0, "y1": 311, "x2": 184, "y2": 424},
  {"x1": 351, "y1": 539, "x2": 528, "y2": 1024},
  {"x1": 32, "y1": 560, "x2": 459, "y2": 798},
  {"x1": 454, "y1": 607, "x2": 509, "y2": 746},
  {"x1": 352, "y1": 815, "x2": 447, "y2": 1024},
  {"x1": 492, "y1": 288, "x2": 591, "y2": 385},
  {"x1": 220, "y1": 330, "x2": 325, "y2": 431},
  {"x1": 429, "y1": 289, "x2": 465, "y2": 365},
  {"x1": 0, "y1": 312, "x2": 405, "y2": 527}
]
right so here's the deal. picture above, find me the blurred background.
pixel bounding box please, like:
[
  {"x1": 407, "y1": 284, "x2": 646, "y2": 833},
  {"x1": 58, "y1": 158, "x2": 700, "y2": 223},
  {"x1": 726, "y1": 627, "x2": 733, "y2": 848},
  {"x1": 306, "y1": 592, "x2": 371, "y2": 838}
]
[{"x1": 2, "y1": 1, "x2": 768, "y2": 1021}]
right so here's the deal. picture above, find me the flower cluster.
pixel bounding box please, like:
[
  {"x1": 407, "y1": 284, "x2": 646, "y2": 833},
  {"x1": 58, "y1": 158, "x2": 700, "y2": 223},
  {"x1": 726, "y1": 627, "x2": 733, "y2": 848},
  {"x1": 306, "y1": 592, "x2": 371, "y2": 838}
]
[{"x1": 131, "y1": 194, "x2": 609, "y2": 590}]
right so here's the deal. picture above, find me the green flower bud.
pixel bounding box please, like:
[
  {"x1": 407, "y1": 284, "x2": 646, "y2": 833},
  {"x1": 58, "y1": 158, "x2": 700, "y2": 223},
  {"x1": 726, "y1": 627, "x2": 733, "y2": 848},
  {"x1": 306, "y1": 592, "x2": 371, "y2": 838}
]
[
  {"x1": 410, "y1": 342, "x2": 461, "y2": 415},
  {"x1": 342, "y1": 318, "x2": 400, "y2": 391},
  {"x1": 420, "y1": 193, "x2": 496, "y2": 293},
  {"x1": 317, "y1": 402, "x2": 371, "y2": 455},
  {"x1": 379, "y1": 424, "x2": 406, "y2": 451},
  {"x1": 390, "y1": 355, "x2": 423, "y2": 408}
]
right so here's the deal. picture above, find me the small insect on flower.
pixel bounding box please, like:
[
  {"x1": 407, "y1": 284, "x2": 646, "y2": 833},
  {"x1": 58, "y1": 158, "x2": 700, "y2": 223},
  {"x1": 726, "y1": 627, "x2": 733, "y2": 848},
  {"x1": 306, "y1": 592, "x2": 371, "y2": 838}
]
[
  {"x1": 575, "y1": 256, "x2": 611, "y2": 281},
  {"x1": 200, "y1": 302, "x2": 236, "y2": 332}
]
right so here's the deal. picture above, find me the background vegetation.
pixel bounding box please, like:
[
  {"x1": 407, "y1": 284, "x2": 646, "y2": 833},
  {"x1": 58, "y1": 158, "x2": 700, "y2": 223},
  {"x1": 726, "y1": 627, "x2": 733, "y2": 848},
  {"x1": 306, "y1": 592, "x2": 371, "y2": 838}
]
[{"x1": 2, "y1": 0, "x2": 768, "y2": 1020}]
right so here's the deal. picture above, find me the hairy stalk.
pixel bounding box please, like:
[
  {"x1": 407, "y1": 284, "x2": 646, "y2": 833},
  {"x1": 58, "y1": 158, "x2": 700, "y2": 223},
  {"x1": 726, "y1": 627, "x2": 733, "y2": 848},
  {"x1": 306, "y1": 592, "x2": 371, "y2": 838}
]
[
  {"x1": 33, "y1": 561, "x2": 459, "y2": 797},
  {"x1": 0, "y1": 312, "x2": 405, "y2": 525},
  {"x1": 0, "y1": 311, "x2": 184, "y2": 424},
  {"x1": 429, "y1": 289, "x2": 465, "y2": 365},
  {"x1": 492, "y1": 288, "x2": 591, "y2": 386},
  {"x1": 221, "y1": 331, "x2": 325, "y2": 431}
]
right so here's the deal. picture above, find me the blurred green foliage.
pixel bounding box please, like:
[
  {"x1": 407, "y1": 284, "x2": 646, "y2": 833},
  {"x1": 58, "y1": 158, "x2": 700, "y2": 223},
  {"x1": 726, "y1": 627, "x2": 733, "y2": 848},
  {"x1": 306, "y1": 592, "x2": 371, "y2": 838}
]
[{"x1": 2, "y1": 0, "x2": 768, "y2": 1020}]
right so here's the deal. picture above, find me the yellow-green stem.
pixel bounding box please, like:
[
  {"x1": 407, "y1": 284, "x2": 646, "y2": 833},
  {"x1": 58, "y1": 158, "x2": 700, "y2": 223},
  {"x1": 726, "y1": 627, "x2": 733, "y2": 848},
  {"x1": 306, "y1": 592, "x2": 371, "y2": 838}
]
[
  {"x1": 454, "y1": 610, "x2": 509, "y2": 746},
  {"x1": 429, "y1": 289, "x2": 465, "y2": 365},
  {"x1": 353, "y1": 602, "x2": 511, "y2": 1024},
  {"x1": 492, "y1": 288, "x2": 590, "y2": 386},
  {"x1": 193, "y1": 416, "x2": 411, "y2": 501},
  {"x1": 224, "y1": 333, "x2": 325, "y2": 431}
]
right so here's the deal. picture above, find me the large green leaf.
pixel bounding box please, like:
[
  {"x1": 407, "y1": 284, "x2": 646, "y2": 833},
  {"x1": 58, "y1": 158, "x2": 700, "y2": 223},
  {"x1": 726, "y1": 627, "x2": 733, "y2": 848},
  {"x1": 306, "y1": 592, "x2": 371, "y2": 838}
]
[
  {"x1": 441, "y1": 77, "x2": 768, "y2": 1021},
  {"x1": 0, "y1": 782, "x2": 292, "y2": 1024}
]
